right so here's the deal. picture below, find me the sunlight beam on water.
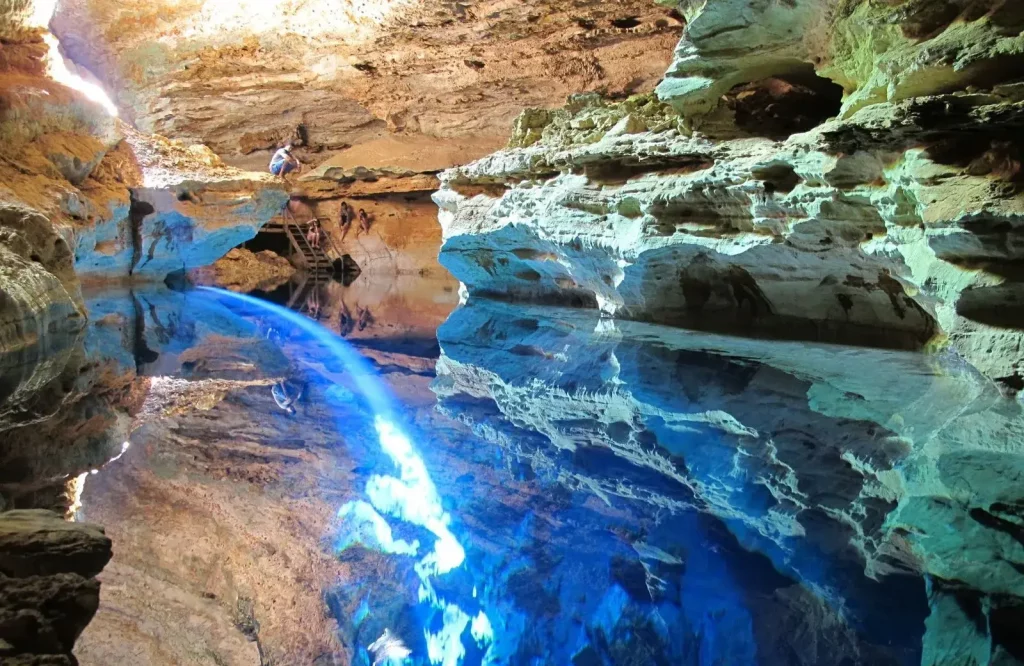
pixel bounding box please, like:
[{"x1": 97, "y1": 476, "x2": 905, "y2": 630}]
[{"x1": 197, "y1": 287, "x2": 491, "y2": 664}]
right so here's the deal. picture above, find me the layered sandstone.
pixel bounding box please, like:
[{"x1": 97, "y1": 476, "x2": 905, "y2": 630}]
[
  {"x1": 188, "y1": 247, "x2": 296, "y2": 293},
  {"x1": 50, "y1": 0, "x2": 684, "y2": 170},
  {"x1": 1, "y1": 3, "x2": 289, "y2": 361},
  {"x1": 0, "y1": 510, "x2": 113, "y2": 665},
  {"x1": 435, "y1": 1, "x2": 1024, "y2": 384}
]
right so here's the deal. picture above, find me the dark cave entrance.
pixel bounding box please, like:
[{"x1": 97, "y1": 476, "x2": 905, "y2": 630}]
[
  {"x1": 238, "y1": 228, "x2": 362, "y2": 284},
  {"x1": 724, "y1": 65, "x2": 845, "y2": 139},
  {"x1": 243, "y1": 228, "x2": 293, "y2": 259}
]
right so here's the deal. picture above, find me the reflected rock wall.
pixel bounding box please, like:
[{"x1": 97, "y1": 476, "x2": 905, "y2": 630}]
[
  {"x1": 433, "y1": 300, "x2": 1024, "y2": 665},
  {"x1": 0, "y1": 4, "x2": 288, "y2": 357}
]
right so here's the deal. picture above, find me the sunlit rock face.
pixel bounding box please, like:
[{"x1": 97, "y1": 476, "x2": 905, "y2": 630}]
[
  {"x1": 0, "y1": 4, "x2": 289, "y2": 363},
  {"x1": 49, "y1": 0, "x2": 684, "y2": 170},
  {"x1": 188, "y1": 247, "x2": 296, "y2": 293},
  {"x1": 436, "y1": 1, "x2": 1024, "y2": 383},
  {"x1": 433, "y1": 299, "x2": 1024, "y2": 665},
  {"x1": 72, "y1": 125, "x2": 289, "y2": 280}
]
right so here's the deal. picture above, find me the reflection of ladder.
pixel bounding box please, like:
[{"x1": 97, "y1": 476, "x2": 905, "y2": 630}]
[
  {"x1": 285, "y1": 272, "x2": 332, "y2": 313},
  {"x1": 282, "y1": 209, "x2": 334, "y2": 276}
]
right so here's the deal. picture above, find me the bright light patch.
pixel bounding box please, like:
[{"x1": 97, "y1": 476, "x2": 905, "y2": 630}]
[
  {"x1": 337, "y1": 501, "x2": 419, "y2": 557},
  {"x1": 173, "y1": 0, "x2": 421, "y2": 42},
  {"x1": 368, "y1": 417, "x2": 466, "y2": 574},
  {"x1": 43, "y1": 34, "x2": 119, "y2": 116},
  {"x1": 471, "y1": 611, "x2": 493, "y2": 645},
  {"x1": 198, "y1": 288, "x2": 493, "y2": 665},
  {"x1": 66, "y1": 472, "x2": 88, "y2": 520},
  {"x1": 425, "y1": 603, "x2": 470, "y2": 666}
]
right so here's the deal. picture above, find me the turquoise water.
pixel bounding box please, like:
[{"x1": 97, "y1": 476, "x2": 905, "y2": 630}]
[{"x1": 3, "y1": 281, "x2": 1023, "y2": 666}]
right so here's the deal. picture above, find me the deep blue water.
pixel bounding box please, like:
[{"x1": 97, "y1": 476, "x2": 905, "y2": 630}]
[{"x1": 6, "y1": 281, "x2": 1024, "y2": 666}]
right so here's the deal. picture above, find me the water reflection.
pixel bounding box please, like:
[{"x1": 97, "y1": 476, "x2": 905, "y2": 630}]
[
  {"x1": 201, "y1": 287, "x2": 490, "y2": 666},
  {"x1": 3, "y1": 280, "x2": 1023, "y2": 666}
]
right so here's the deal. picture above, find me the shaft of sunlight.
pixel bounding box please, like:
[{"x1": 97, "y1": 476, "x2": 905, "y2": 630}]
[
  {"x1": 199, "y1": 287, "x2": 490, "y2": 663},
  {"x1": 28, "y1": 0, "x2": 119, "y2": 116}
]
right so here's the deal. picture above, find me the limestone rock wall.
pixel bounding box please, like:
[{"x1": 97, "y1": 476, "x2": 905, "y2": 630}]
[
  {"x1": 73, "y1": 125, "x2": 289, "y2": 280},
  {"x1": 435, "y1": 1, "x2": 1024, "y2": 384},
  {"x1": 0, "y1": 7, "x2": 288, "y2": 356},
  {"x1": 188, "y1": 247, "x2": 296, "y2": 293},
  {"x1": 285, "y1": 162, "x2": 452, "y2": 277}
]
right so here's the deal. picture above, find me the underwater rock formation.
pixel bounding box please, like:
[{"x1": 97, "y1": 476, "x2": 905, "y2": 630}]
[
  {"x1": 435, "y1": 1, "x2": 1024, "y2": 382},
  {"x1": 433, "y1": 299, "x2": 1024, "y2": 665}
]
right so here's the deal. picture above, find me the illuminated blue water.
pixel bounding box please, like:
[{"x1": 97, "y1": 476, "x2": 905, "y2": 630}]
[{"x1": 48, "y1": 284, "x2": 1024, "y2": 666}]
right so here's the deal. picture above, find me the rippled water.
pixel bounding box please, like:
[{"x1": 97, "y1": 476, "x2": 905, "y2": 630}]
[{"x1": 3, "y1": 276, "x2": 1023, "y2": 666}]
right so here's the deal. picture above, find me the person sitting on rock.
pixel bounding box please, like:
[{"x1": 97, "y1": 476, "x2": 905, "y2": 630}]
[
  {"x1": 356, "y1": 208, "x2": 372, "y2": 236},
  {"x1": 269, "y1": 143, "x2": 302, "y2": 177},
  {"x1": 306, "y1": 218, "x2": 322, "y2": 249},
  {"x1": 339, "y1": 202, "x2": 354, "y2": 241}
]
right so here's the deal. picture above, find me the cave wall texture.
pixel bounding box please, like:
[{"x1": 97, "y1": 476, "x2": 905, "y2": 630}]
[
  {"x1": 435, "y1": 0, "x2": 1024, "y2": 386},
  {"x1": 0, "y1": 1, "x2": 289, "y2": 357},
  {"x1": 2, "y1": 0, "x2": 1024, "y2": 662}
]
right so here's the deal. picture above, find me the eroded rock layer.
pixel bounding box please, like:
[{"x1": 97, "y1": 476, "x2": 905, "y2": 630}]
[
  {"x1": 1, "y1": 5, "x2": 289, "y2": 356},
  {"x1": 435, "y1": 1, "x2": 1024, "y2": 383},
  {"x1": 50, "y1": 0, "x2": 684, "y2": 170}
]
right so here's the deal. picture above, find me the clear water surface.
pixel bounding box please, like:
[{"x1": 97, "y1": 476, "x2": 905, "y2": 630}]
[{"x1": 3, "y1": 275, "x2": 1023, "y2": 666}]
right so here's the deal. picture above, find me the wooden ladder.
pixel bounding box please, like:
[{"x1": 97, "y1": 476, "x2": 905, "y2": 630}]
[{"x1": 282, "y1": 210, "x2": 335, "y2": 277}]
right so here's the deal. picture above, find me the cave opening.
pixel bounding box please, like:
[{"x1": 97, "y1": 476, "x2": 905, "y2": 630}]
[
  {"x1": 244, "y1": 228, "x2": 293, "y2": 259},
  {"x1": 723, "y1": 65, "x2": 845, "y2": 139}
]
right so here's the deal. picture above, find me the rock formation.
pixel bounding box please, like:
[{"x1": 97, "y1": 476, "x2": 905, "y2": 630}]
[
  {"x1": 1, "y1": 3, "x2": 289, "y2": 361},
  {"x1": 0, "y1": 509, "x2": 112, "y2": 665},
  {"x1": 188, "y1": 247, "x2": 296, "y2": 293},
  {"x1": 435, "y1": 1, "x2": 1024, "y2": 385},
  {"x1": 74, "y1": 125, "x2": 289, "y2": 281},
  {"x1": 49, "y1": 0, "x2": 684, "y2": 170}
]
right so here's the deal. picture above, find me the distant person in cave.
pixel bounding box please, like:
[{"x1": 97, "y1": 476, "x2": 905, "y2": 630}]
[
  {"x1": 306, "y1": 218, "x2": 322, "y2": 249},
  {"x1": 339, "y1": 202, "x2": 354, "y2": 241},
  {"x1": 356, "y1": 208, "x2": 372, "y2": 237},
  {"x1": 305, "y1": 286, "x2": 322, "y2": 321},
  {"x1": 338, "y1": 299, "x2": 355, "y2": 337},
  {"x1": 269, "y1": 143, "x2": 302, "y2": 178}
]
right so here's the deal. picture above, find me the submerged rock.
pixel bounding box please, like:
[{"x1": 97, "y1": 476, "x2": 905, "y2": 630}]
[{"x1": 433, "y1": 298, "x2": 1024, "y2": 665}]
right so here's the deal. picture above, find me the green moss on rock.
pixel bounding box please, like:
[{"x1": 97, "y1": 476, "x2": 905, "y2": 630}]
[{"x1": 506, "y1": 92, "x2": 679, "y2": 150}]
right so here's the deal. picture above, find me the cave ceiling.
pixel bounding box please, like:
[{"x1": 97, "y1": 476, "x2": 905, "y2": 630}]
[{"x1": 51, "y1": 0, "x2": 684, "y2": 169}]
